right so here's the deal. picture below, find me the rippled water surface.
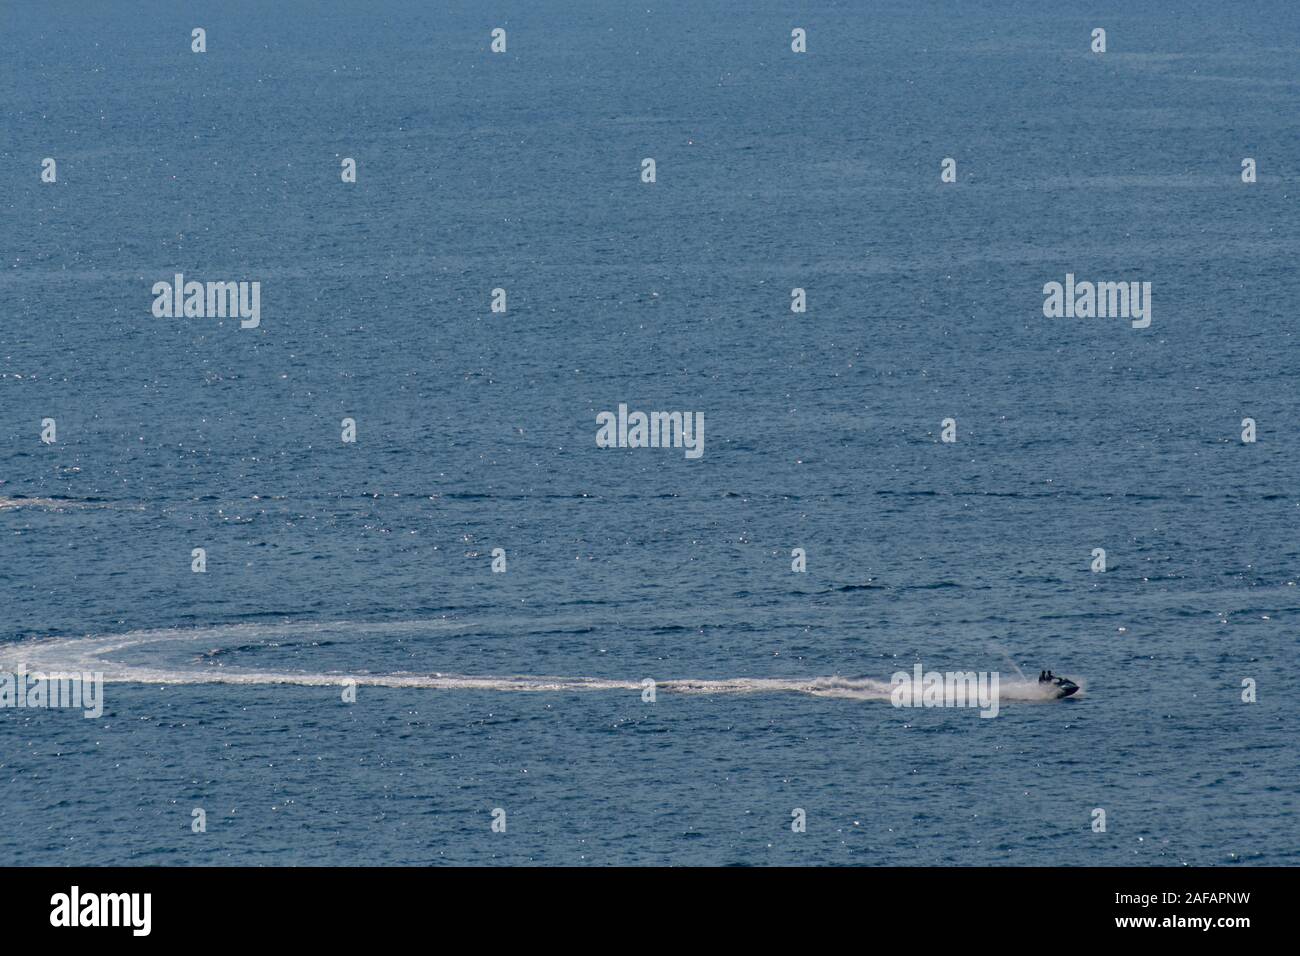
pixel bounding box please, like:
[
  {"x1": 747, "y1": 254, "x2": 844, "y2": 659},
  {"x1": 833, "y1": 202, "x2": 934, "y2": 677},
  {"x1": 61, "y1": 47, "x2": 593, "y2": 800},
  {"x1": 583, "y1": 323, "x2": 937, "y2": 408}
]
[{"x1": 1, "y1": 0, "x2": 1297, "y2": 864}]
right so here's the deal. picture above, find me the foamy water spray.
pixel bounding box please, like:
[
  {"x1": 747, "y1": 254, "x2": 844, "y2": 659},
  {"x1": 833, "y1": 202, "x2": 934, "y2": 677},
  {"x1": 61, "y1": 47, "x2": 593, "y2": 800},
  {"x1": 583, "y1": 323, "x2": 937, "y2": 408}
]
[{"x1": 0, "y1": 622, "x2": 1078, "y2": 704}]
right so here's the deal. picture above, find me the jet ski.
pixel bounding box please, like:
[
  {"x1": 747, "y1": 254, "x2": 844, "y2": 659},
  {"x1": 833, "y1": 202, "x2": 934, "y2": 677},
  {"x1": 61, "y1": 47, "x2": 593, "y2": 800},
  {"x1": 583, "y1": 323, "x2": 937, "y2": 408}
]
[{"x1": 1038, "y1": 672, "x2": 1079, "y2": 698}]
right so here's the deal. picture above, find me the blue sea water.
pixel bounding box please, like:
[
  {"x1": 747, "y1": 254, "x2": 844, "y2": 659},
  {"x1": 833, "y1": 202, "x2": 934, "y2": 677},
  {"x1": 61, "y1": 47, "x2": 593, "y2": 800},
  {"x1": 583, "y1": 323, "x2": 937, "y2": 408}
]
[{"x1": 1, "y1": 0, "x2": 1297, "y2": 865}]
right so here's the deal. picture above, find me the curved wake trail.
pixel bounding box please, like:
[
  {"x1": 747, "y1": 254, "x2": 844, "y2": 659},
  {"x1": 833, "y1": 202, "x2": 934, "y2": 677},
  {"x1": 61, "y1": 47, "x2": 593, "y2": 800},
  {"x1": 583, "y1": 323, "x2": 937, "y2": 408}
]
[
  {"x1": 0, "y1": 496, "x2": 141, "y2": 512},
  {"x1": 0, "y1": 496, "x2": 88, "y2": 511},
  {"x1": 0, "y1": 622, "x2": 1076, "y2": 702}
]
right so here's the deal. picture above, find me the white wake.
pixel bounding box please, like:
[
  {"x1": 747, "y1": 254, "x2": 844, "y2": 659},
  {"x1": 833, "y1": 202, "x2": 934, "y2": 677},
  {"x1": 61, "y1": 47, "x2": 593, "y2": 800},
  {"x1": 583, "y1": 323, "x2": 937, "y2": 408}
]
[{"x1": 0, "y1": 621, "x2": 1079, "y2": 703}]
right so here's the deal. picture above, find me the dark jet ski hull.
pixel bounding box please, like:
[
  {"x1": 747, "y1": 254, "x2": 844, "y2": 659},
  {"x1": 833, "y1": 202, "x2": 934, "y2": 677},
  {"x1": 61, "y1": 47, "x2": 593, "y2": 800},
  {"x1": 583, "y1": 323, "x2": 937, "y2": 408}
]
[{"x1": 1051, "y1": 677, "x2": 1079, "y2": 698}]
